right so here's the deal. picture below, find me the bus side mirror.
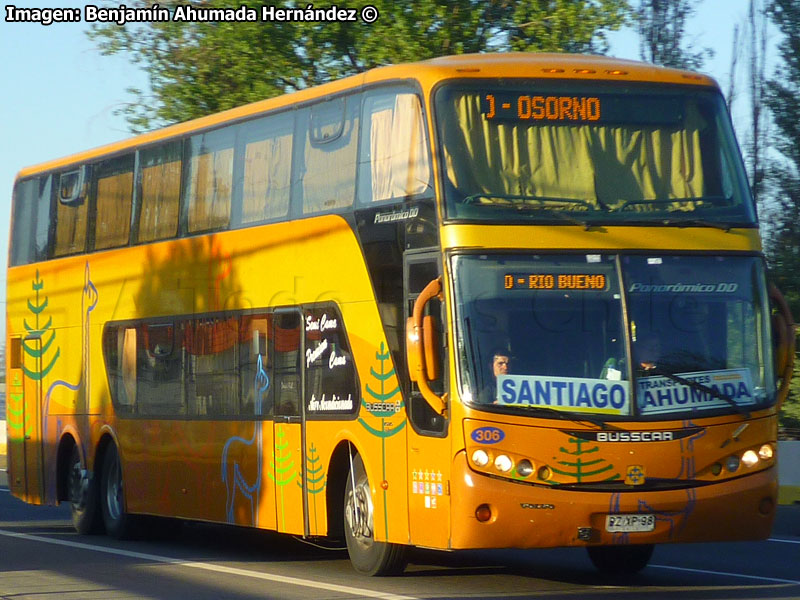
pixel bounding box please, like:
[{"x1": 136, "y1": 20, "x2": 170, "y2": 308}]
[
  {"x1": 769, "y1": 284, "x2": 795, "y2": 408},
  {"x1": 406, "y1": 317, "x2": 422, "y2": 383},
  {"x1": 406, "y1": 277, "x2": 447, "y2": 415},
  {"x1": 422, "y1": 315, "x2": 441, "y2": 381}
]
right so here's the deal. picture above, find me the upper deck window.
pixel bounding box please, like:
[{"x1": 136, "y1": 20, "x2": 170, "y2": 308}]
[
  {"x1": 435, "y1": 81, "x2": 756, "y2": 227},
  {"x1": 93, "y1": 154, "x2": 134, "y2": 250},
  {"x1": 185, "y1": 128, "x2": 234, "y2": 233},
  {"x1": 302, "y1": 96, "x2": 359, "y2": 214},
  {"x1": 54, "y1": 169, "x2": 90, "y2": 257},
  {"x1": 138, "y1": 142, "x2": 182, "y2": 243},
  {"x1": 359, "y1": 89, "x2": 432, "y2": 204},
  {"x1": 10, "y1": 176, "x2": 51, "y2": 266},
  {"x1": 240, "y1": 112, "x2": 294, "y2": 225}
]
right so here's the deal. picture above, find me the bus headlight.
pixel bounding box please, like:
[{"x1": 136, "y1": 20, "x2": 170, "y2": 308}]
[
  {"x1": 741, "y1": 450, "x2": 759, "y2": 468},
  {"x1": 758, "y1": 444, "x2": 774, "y2": 461},
  {"x1": 726, "y1": 455, "x2": 740, "y2": 473},
  {"x1": 516, "y1": 459, "x2": 534, "y2": 478},
  {"x1": 494, "y1": 454, "x2": 513, "y2": 473},
  {"x1": 472, "y1": 449, "x2": 490, "y2": 467}
]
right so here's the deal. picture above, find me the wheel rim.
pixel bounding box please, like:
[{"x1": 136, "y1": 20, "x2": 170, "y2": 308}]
[
  {"x1": 69, "y1": 453, "x2": 88, "y2": 513},
  {"x1": 105, "y1": 455, "x2": 123, "y2": 522},
  {"x1": 345, "y1": 474, "x2": 375, "y2": 549}
]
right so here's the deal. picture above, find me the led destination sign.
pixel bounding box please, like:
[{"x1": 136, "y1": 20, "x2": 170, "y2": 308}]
[
  {"x1": 479, "y1": 93, "x2": 683, "y2": 125},
  {"x1": 504, "y1": 273, "x2": 607, "y2": 291},
  {"x1": 483, "y1": 94, "x2": 601, "y2": 122}
]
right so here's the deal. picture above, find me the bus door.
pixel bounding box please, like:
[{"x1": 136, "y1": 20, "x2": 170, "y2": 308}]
[
  {"x1": 271, "y1": 309, "x2": 307, "y2": 536},
  {"x1": 16, "y1": 335, "x2": 45, "y2": 503},
  {"x1": 404, "y1": 253, "x2": 450, "y2": 548}
]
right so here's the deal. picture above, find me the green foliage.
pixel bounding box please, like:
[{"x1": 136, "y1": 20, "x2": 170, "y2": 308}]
[
  {"x1": 88, "y1": 0, "x2": 630, "y2": 131},
  {"x1": 765, "y1": 1, "x2": 800, "y2": 309},
  {"x1": 782, "y1": 361, "x2": 800, "y2": 436},
  {"x1": 635, "y1": 0, "x2": 712, "y2": 69},
  {"x1": 764, "y1": 0, "x2": 800, "y2": 437}
]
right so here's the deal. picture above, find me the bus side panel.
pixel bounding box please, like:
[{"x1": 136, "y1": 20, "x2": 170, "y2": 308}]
[
  {"x1": 119, "y1": 418, "x2": 279, "y2": 530},
  {"x1": 343, "y1": 301, "x2": 411, "y2": 545},
  {"x1": 7, "y1": 260, "x2": 91, "y2": 505},
  {"x1": 5, "y1": 350, "x2": 26, "y2": 499}
]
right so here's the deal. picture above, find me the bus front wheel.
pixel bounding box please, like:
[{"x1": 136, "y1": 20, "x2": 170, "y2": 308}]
[
  {"x1": 100, "y1": 444, "x2": 137, "y2": 539},
  {"x1": 344, "y1": 453, "x2": 407, "y2": 576},
  {"x1": 586, "y1": 543, "x2": 654, "y2": 575}
]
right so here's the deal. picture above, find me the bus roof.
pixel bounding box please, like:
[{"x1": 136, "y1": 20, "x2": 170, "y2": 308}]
[{"x1": 15, "y1": 52, "x2": 718, "y2": 182}]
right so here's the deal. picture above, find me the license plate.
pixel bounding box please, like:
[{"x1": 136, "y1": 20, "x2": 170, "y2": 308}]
[{"x1": 605, "y1": 514, "x2": 655, "y2": 533}]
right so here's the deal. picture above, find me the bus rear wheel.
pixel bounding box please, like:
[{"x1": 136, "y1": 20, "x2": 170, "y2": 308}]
[
  {"x1": 344, "y1": 453, "x2": 407, "y2": 576},
  {"x1": 100, "y1": 444, "x2": 137, "y2": 539},
  {"x1": 586, "y1": 544, "x2": 654, "y2": 575},
  {"x1": 67, "y1": 445, "x2": 101, "y2": 534}
]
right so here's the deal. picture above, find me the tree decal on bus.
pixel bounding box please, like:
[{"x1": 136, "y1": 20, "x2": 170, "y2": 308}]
[
  {"x1": 300, "y1": 442, "x2": 326, "y2": 533},
  {"x1": 358, "y1": 342, "x2": 407, "y2": 539},
  {"x1": 268, "y1": 423, "x2": 297, "y2": 531},
  {"x1": 550, "y1": 437, "x2": 620, "y2": 483},
  {"x1": 22, "y1": 270, "x2": 60, "y2": 382}
]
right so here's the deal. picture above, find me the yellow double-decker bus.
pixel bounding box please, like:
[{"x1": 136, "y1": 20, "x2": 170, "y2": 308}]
[{"x1": 6, "y1": 53, "x2": 794, "y2": 576}]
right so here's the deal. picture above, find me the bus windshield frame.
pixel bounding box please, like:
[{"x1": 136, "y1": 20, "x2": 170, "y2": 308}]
[
  {"x1": 434, "y1": 80, "x2": 757, "y2": 227},
  {"x1": 451, "y1": 252, "x2": 775, "y2": 420}
]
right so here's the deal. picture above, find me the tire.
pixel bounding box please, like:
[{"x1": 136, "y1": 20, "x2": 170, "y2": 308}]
[
  {"x1": 67, "y1": 445, "x2": 102, "y2": 534},
  {"x1": 344, "y1": 453, "x2": 407, "y2": 576},
  {"x1": 586, "y1": 544, "x2": 654, "y2": 576},
  {"x1": 100, "y1": 444, "x2": 138, "y2": 540}
]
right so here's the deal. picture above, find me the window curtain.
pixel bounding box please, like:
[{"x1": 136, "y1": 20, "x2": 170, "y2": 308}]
[
  {"x1": 370, "y1": 93, "x2": 431, "y2": 201},
  {"x1": 443, "y1": 94, "x2": 705, "y2": 209}
]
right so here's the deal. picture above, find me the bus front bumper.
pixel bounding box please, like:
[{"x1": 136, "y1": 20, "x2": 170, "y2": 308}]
[{"x1": 449, "y1": 452, "x2": 777, "y2": 549}]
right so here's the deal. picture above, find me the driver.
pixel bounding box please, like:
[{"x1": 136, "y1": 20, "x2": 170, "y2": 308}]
[{"x1": 478, "y1": 350, "x2": 510, "y2": 404}]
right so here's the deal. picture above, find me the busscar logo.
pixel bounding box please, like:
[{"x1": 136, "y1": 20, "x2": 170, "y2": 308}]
[{"x1": 564, "y1": 427, "x2": 703, "y2": 442}]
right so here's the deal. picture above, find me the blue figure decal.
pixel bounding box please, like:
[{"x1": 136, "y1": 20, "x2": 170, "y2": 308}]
[
  {"x1": 221, "y1": 354, "x2": 269, "y2": 525},
  {"x1": 44, "y1": 263, "x2": 97, "y2": 410}
]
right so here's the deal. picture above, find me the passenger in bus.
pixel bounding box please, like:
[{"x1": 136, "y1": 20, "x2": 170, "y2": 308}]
[{"x1": 478, "y1": 350, "x2": 510, "y2": 404}]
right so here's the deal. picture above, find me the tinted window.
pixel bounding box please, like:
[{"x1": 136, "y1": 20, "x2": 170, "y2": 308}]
[
  {"x1": 54, "y1": 170, "x2": 89, "y2": 257},
  {"x1": 359, "y1": 89, "x2": 431, "y2": 204},
  {"x1": 185, "y1": 129, "x2": 235, "y2": 233},
  {"x1": 185, "y1": 316, "x2": 239, "y2": 416},
  {"x1": 240, "y1": 113, "x2": 294, "y2": 225},
  {"x1": 138, "y1": 142, "x2": 182, "y2": 243},
  {"x1": 10, "y1": 176, "x2": 51, "y2": 266},
  {"x1": 304, "y1": 305, "x2": 358, "y2": 417},
  {"x1": 93, "y1": 154, "x2": 134, "y2": 250},
  {"x1": 302, "y1": 96, "x2": 359, "y2": 214}
]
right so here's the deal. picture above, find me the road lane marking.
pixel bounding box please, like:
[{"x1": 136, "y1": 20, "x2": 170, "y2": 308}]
[
  {"x1": 651, "y1": 564, "x2": 800, "y2": 584},
  {"x1": 769, "y1": 538, "x2": 800, "y2": 545},
  {"x1": 0, "y1": 529, "x2": 418, "y2": 600}
]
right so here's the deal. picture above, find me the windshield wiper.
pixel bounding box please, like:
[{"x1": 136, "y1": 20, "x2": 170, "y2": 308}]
[
  {"x1": 463, "y1": 193, "x2": 594, "y2": 209},
  {"x1": 659, "y1": 218, "x2": 734, "y2": 232},
  {"x1": 646, "y1": 367, "x2": 750, "y2": 418},
  {"x1": 461, "y1": 194, "x2": 606, "y2": 229},
  {"x1": 618, "y1": 195, "x2": 733, "y2": 211},
  {"x1": 518, "y1": 405, "x2": 616, "y2": 430}
]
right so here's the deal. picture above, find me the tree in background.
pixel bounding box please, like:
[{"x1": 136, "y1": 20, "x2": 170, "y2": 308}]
[
  {"x1": 89, "y1": 0, "x2": 629, "y2": 132},
  {"x1": 728, "y1": 0, "x2": 770, "y2": 205},
  {"x1": 764, "y1": 0, "x2": 800, "y2": 435},
  {"x1": 635, "y1": 0, "x2": 712, "y2": 69}
]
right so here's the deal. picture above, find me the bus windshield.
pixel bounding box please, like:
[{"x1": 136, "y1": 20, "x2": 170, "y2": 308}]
[
  {"x1": 436, "y1": 81, "x2": 756, "y2": 226},
  {"x1": 452, "y1": 254, "x2": 774, "y2": 419}
]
